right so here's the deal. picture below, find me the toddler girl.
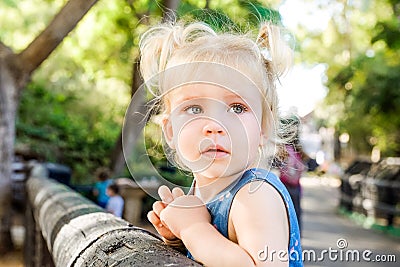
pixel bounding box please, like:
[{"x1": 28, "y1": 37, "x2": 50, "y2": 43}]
[{"x1": 140, "y1": 20, "x2": 302, "y2": 267}]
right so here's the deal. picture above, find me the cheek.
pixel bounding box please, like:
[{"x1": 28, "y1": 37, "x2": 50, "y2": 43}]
[
  {"x1": 230, "y1": 114, "x2": 261, "y2": 143},
  {"x1": 172, "y1": 120, "x2": 201, "y2": 157},
  {"x1": 235, "y1": 118, "x2": 262, "y2": 164}
]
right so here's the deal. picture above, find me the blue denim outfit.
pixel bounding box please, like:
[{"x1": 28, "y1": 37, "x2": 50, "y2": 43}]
[{"x1": 188, "y1": 168, "x2": 303, "y2": 266}]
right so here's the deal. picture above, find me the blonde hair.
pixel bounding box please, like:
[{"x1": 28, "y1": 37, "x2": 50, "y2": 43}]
[{"x1": 139, "y1": 20, "x2": 293, "y2": 167}]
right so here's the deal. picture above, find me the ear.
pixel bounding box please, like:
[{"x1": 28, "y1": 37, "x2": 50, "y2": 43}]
[{"x1": 162, "y1": 117, "x2": 175, "y2": 149}]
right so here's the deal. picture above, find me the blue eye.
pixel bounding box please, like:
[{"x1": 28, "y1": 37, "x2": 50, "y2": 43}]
[
  {"x1": 185, "y1": 105, "x2": 203, "y2": 114},
  {"x1": 229, "y1": 103, "x2": 247, "y2": 114}
]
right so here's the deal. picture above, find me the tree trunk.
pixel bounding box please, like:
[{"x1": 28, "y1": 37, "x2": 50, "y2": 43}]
[
  {"x1": 162, "y1": 0, "x2": 180, "y2": 21},
  {"x1": 0, "y1": 0, "x2": 99, "y2": 254},
  {"x1": 0, "y1": 48, "x2": 20, "y2": 254},
  {"x1": 111, "y1": 60, "x2": 143, "y2": 176},
  {"x1": 110, "y1": 0, "x2": 181, "y2": 176}
]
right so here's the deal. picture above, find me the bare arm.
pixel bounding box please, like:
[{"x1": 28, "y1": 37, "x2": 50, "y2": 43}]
[
  {"x1": 230, "y1": 181, "x2": 289, "y2": 266},
  {"x1": 160, "y1": 181, "x2": 289, "y2": 267},
  {"x1": 181, "y1": 222, "x2": 256, "y2": 266}
]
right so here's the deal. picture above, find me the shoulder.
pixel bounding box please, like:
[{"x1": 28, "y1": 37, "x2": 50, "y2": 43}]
[
  {"x1": 117, "y1": 195, "x2": 124, "y2": 203},
  {"x1": 231, "y1": 175, "x2": 289, "y2": 233},
  {"x1": 109, "y1": 196, "x2": 124, "y2": 204},
  {"x1": 228, "y1": 168, "x2": 288, "y2": 223},
  {"x1": 107, "y1": 196, "x2": 115, "y2": 204},
  {"x1": 232, "y1": 179, "x2": 287, "y2": 216}
]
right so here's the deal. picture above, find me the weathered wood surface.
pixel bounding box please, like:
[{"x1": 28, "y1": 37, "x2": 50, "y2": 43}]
[{"x1": 26, "y1": 174, "x2": 201, "y2": 267}]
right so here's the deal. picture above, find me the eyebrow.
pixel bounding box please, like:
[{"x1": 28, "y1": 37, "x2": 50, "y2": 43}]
[
  {"x1": 174, "y1": 95, "x2": 200, "y2": 103},
  {"x1": 174, "y1": 92, "x2": 245, "y2": 103}
]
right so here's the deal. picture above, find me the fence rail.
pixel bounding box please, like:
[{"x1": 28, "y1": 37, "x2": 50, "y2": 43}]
[{"x1": 24, "y1": 172, "x2": 201, "y2": 267}]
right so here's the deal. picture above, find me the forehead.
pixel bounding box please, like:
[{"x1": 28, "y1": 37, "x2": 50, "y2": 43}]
[
  {"x1": 168, "y1": 83, "x2": 260, "y2": 106},
  {"x1": 161, "y1": 62, "x2": 264, "y2": 106}
]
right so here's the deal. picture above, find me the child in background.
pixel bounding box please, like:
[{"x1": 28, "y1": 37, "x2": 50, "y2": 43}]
[
  {"x1": 140, "y1": 20, "x2": 303, "y2": 267},
  {"x1": 106, "y1": 183, "x2": 124, "y2": 218},
  {"x1": 92, "y1": 167, "x2": 112, "y2": 208}
]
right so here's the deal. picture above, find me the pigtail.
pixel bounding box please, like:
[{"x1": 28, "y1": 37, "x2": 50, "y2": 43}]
[
  {"x1": 139, "y1": 22, "x2": 217, "y2": 92},
  {"x1": 256, "y1": 22, "x2": 295, "y2": 163},
  {"x1": 139, "y1": 24, "x2": 181, "y2": 90},
  {"x1": 256, "y1": 22, "x2": 294, "y2": 79}
]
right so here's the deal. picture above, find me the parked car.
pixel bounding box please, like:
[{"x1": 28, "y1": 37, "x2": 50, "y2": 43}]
[
  {"x1": 30, "y1": 162, "x2": 72, "y2": 185},
  {"x1": 361, "y1": 157, "x2": 400, "y2": 226},
  {"x1": 339, "y1": 159, "x2": 372, "y2": 211},
  {"x1": 11, "y1": 161, "x2": 30, "y2": 210},
  {"x1": 11, "y1": 161, "x2": 72, "y2": 211}
]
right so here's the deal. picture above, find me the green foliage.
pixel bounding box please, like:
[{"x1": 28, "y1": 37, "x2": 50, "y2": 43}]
[
  {"x1": 2, "y1": 0, "x2": 17, "y2": 8},
  {"x1": 178, "y1": 0, "x2": 281, "y2": 32},
  {"x1": 333, "y1": 52, "x2": 400, "y2": 156},
  {"x1": 0, "y1": 0, "x2": 66, "y2": 51},
  {"x1": 372, "y1": 22, "x2": 400, "y2": 49},
  {"x1": 239, "y1": 0, "x2": 281, "y2": 26},
  {"x1": 184, "y1": 8, "x2": 240, "y2": 32},
  {"x1": 16, "y1": 81, "x2": 122, "y2": 184},
  {"x1": 300, "y1": 0, "x2": 400, "y2": 157}
]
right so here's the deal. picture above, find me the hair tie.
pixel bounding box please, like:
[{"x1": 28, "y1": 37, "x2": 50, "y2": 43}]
[
  {"x1": 257, "y1": 25, "x2": 272, "y2": 62},
  {"x1": 261, "y1": 48, "x2": 272, "y2": 61}
]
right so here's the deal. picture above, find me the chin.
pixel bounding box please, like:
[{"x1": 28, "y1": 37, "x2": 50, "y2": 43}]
[{"x1": 199, "y1": 164, "x2": 247, "y2": 179}]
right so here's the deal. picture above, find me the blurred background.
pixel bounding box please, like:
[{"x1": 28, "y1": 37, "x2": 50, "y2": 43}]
[{"x1": 0, "y1": 0, "x2": 399, "y2": 266}]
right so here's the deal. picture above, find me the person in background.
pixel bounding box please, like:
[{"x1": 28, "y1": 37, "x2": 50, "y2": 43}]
[
  {"x1": 106, "y1": 183, "x2": 124, "y2": 218},
  {"x1": 279, "y1": 116, "x2": 306, "y2": 234},
  {"x1": 92, "y1": 167, "x2": 112, "y2": 208}
]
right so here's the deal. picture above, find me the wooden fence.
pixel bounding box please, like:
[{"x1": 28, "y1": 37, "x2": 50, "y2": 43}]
[{"x1": 24, "y1": 172, "x2": 201, "y2": 267}]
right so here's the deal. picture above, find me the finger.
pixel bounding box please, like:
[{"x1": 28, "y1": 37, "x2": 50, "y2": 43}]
[
  {"x1": 148, "y1": 211, "x2": 176, "y2": 240},
  {"x1": 158, "y1": 185, "x2": 174, "y2": 204},
  {"x1": 171, "y1": 187, "x2": 185, "y2": 198},
  {"x1": 152, "y1": 201, "x2": 165, "y2": 217},
  {"x1": 147, "y1": 211, "x2": 163, "y2": 228}
]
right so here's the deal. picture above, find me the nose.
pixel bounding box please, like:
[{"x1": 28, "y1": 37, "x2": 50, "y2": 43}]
[{"x1": 202, "y1": 120, "x2": 225, "y2": 136}]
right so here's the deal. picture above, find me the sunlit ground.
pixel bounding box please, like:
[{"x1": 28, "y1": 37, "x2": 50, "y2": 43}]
[
  {"x1": 0, "y1": 226, "x2": 24, "y2": 267},
  {"x1": 301, "y1": 174, "x2": 400, "y2": 233},
  {"x1": 300, "y1": 174, "x2": 342, "y2": 188}
]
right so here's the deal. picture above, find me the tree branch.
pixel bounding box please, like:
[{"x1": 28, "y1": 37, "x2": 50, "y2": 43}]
[
  {"x1": 17, "y1": 0, "x2": 99, "y2": 75},
  {"x1": 0, "y1": 41, "x2": 12, "y2": 57}
]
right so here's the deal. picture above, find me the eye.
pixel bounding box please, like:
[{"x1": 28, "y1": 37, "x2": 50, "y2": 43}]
[
  {"x1": 184, "y1": 105, "x2": 203, "y2": 114},
  {"x1": 229, "y1": 103, "x2": 247, "y2": 114}
]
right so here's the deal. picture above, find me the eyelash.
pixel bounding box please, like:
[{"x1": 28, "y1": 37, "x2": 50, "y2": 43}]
[
  {"x1": 229, "y1": 103, "x2": 248, "y2": 114},
  {"x1": 183, "y1": 103, "x2": 248, "y2": 114},
  {"x1": 184, "y1": 105, "x2": 203, "y2": 114}
]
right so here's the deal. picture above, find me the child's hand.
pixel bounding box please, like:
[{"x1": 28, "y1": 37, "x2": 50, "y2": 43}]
[
  {"x1": 147, "y1": 185, "x2": 185, "y2": 242},
  {"x1": 160, "y1": 195, "x2": 211, "y2": 240}
]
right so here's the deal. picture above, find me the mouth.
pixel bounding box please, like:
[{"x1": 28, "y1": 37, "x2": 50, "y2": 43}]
[{"x1": 201, "y1": 145, "x2": 230, "y2": 159}]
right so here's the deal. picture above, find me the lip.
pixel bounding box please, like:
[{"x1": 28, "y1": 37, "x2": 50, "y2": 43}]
[{"x1": 201, "y1": 144, "x2": 230, "y2": 159}]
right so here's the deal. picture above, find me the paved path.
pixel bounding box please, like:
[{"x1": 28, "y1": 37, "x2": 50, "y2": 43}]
[{"x1": 301, "y1": 176, "x2": 400, "y2": 266}]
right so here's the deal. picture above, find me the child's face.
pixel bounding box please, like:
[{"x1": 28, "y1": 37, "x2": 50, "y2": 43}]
[
  {"x1": 163, "y1": 83, "x2": 265, "y2": 179},
  {"x1": 106, "y1": 188, "x2": 114, "y2": 197}
]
